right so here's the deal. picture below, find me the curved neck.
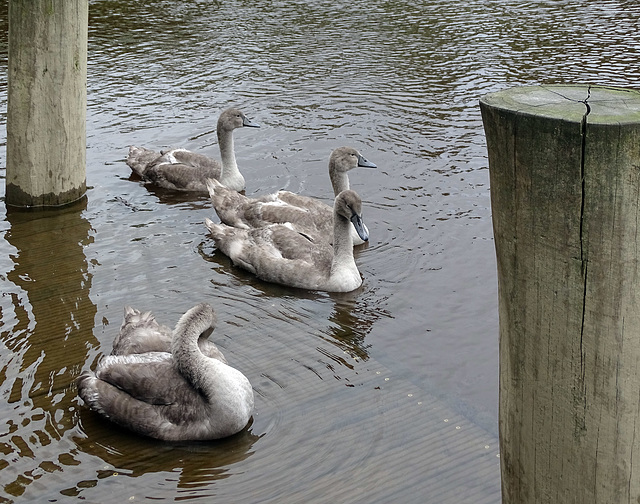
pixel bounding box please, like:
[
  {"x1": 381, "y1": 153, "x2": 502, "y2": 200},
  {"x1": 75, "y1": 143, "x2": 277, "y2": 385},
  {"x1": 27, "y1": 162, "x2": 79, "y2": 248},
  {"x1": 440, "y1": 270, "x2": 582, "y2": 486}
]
[{"x1": 171, "y1": 306, "x2": 220, "y2": 392}]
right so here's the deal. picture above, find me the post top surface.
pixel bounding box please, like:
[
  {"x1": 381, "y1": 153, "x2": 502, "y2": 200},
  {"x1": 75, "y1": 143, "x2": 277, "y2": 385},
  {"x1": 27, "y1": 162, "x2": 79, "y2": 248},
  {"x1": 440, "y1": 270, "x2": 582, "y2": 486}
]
[{"x1": 480, "y1": 85, "x2": 640, "y2": 124}]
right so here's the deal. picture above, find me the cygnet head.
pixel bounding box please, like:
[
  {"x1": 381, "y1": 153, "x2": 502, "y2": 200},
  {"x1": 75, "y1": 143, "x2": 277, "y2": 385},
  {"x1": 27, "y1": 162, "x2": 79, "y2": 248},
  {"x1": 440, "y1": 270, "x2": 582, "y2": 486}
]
[
  {"x1": 334, "y1": 189, "x2": 368, "y2": 242},
  {"x1": 330, "y1": 146, "x2": 377, "y2": 174},
  {"x1": 218, "y1": 108, "x2": 260, "y2": 133}
]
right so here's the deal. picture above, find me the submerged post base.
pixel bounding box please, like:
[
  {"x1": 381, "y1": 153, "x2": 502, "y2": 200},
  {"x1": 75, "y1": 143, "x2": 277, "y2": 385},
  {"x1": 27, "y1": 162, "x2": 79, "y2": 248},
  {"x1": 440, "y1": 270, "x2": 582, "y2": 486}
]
[{"x1": 5, "y1": 182, "x2": 87, "y2": 208}]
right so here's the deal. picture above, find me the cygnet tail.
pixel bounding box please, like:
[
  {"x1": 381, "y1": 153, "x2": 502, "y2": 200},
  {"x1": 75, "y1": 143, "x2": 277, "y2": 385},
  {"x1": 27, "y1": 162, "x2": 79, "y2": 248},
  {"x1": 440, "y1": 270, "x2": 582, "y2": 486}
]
[
  {"x1": 204, "y1": 218, "x2": 254, "y2": 273},
  {"x1": 206, "y1": 179, "x2": 251, "y2": 229},
  {"x1": 204, "y1": 218, "x2": 236, "y2": 241},
  {"x1": 76, "y1": 370, "x2": 170, "y2": 440}
]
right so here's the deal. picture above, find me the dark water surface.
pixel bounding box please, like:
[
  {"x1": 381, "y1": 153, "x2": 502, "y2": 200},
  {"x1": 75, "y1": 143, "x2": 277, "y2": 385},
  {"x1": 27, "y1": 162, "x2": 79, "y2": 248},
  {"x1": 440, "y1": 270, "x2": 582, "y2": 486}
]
[{"x1": 1, "y1": 1, "x2": 639, "y2": 502}]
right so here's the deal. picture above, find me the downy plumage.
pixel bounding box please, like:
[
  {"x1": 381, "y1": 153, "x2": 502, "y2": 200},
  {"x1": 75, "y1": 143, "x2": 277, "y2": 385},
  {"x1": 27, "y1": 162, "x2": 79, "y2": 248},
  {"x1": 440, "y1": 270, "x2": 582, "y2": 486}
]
[
  {"x1": 205, "y1": 190, "x2": 368, "y2": 292},
  {"x1": 76, "y1": 303, "x2": 254, "y2": 441},
  {"x1": 127, "y1": 108, "x2": 259, "y2": 192},
  {"x1": 208, "y1": 146, "x2": 376, "y2": 245}
]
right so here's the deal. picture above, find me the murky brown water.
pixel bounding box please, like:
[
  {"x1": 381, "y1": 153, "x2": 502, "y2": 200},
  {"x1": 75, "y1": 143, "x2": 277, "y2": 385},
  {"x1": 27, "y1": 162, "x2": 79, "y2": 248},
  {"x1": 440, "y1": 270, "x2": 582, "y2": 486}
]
[{"x1": 1, "y1": 0, "x2": 639, "y2": 502}]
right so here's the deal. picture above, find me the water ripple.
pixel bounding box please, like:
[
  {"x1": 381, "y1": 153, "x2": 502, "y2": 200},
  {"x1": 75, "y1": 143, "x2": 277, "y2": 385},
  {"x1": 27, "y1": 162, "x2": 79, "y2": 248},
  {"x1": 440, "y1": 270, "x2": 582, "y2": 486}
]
[{"x1": 1, "y1": 0, "x2": 639, "y2": 500}]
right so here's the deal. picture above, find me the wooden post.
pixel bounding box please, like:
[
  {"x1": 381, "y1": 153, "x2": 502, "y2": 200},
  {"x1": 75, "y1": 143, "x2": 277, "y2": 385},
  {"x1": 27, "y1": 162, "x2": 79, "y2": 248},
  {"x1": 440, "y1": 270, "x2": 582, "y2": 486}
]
[
  {"x1": 6, "y1": 0, "x2": 88, "y2": 207},
  {"x1": 480, "y1": 85, "x2": 640, "y2": 503}
]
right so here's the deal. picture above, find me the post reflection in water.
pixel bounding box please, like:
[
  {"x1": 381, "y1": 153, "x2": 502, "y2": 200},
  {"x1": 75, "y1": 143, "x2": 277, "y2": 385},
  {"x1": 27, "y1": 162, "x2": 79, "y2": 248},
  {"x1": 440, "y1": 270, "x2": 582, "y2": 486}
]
[
  {"x1": 0, "y1": 198, "x2": 262, "y2": 500},
  {"x1": 0, "y1": 198, "x2": 96, "y2": 499}
]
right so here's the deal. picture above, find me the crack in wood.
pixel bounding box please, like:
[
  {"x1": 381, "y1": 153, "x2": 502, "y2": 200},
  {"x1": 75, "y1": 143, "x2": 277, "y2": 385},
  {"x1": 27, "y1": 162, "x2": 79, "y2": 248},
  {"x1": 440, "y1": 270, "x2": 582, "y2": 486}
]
[{"x1": 578, "y1": 85, "x2": 592, "y2": 429}]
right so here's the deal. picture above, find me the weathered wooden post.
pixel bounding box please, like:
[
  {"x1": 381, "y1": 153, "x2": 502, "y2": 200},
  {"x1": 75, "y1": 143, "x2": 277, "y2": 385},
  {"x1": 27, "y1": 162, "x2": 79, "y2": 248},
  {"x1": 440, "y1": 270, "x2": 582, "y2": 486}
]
[
  {"x1": 480, "y1": 85, "x2": 640, "y2": 503},
  {"x1": 6, "y1": 0, "x2": 88, "y2": 207}
]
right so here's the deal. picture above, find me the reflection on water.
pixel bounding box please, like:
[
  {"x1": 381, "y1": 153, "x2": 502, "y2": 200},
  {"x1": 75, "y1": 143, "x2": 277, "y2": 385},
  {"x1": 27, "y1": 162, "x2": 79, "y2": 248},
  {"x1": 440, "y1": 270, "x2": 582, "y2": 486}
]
[
  {"x1": 0, "y1": 199, "x2": 95, "y2": 499},
  {"x1": 70, "y1": 413, "x2": 260, "y2": 499},
  {"x1": 1, "y1": 0, "x2": 640, "y2": 502},
  {"x1": 199, "y1": 237, "x2": 386, "y2": 367},
  {"x1": 321, "y1": 292, "x2": 392, "y2": 363}
]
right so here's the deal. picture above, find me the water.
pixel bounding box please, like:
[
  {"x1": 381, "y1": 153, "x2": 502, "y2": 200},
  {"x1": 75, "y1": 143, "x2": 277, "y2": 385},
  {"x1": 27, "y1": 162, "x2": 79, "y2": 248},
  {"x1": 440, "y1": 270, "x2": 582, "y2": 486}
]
[{"x1": 1, "y1": 0, "x2": 639, "y2": 502}]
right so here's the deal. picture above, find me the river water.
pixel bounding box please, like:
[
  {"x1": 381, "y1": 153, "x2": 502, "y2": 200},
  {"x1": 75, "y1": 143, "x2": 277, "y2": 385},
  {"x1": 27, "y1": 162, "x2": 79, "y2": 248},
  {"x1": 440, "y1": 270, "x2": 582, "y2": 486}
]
[{"x1": 0, "y1": 1, "x2": 639, "y2": 502}]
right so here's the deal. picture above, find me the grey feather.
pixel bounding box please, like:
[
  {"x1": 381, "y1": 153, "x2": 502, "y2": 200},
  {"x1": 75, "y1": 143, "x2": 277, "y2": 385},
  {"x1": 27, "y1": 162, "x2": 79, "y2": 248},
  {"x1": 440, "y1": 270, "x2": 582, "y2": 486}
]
[
  {"x1": 126, "y1": 108, "x2": 259, "y2": 192},
  {"x1": 205, "y1": 190, "x2": 367, "y2": 292},
  {"x1": 111, "y1": 305, "x2": 227, "y2": 363},
  {"x1": 77, "y1": 303, "x2": 253, "y2": 441},
  {"x1": 208, "y1": 146, "x2": 375, "y2": 245}
]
